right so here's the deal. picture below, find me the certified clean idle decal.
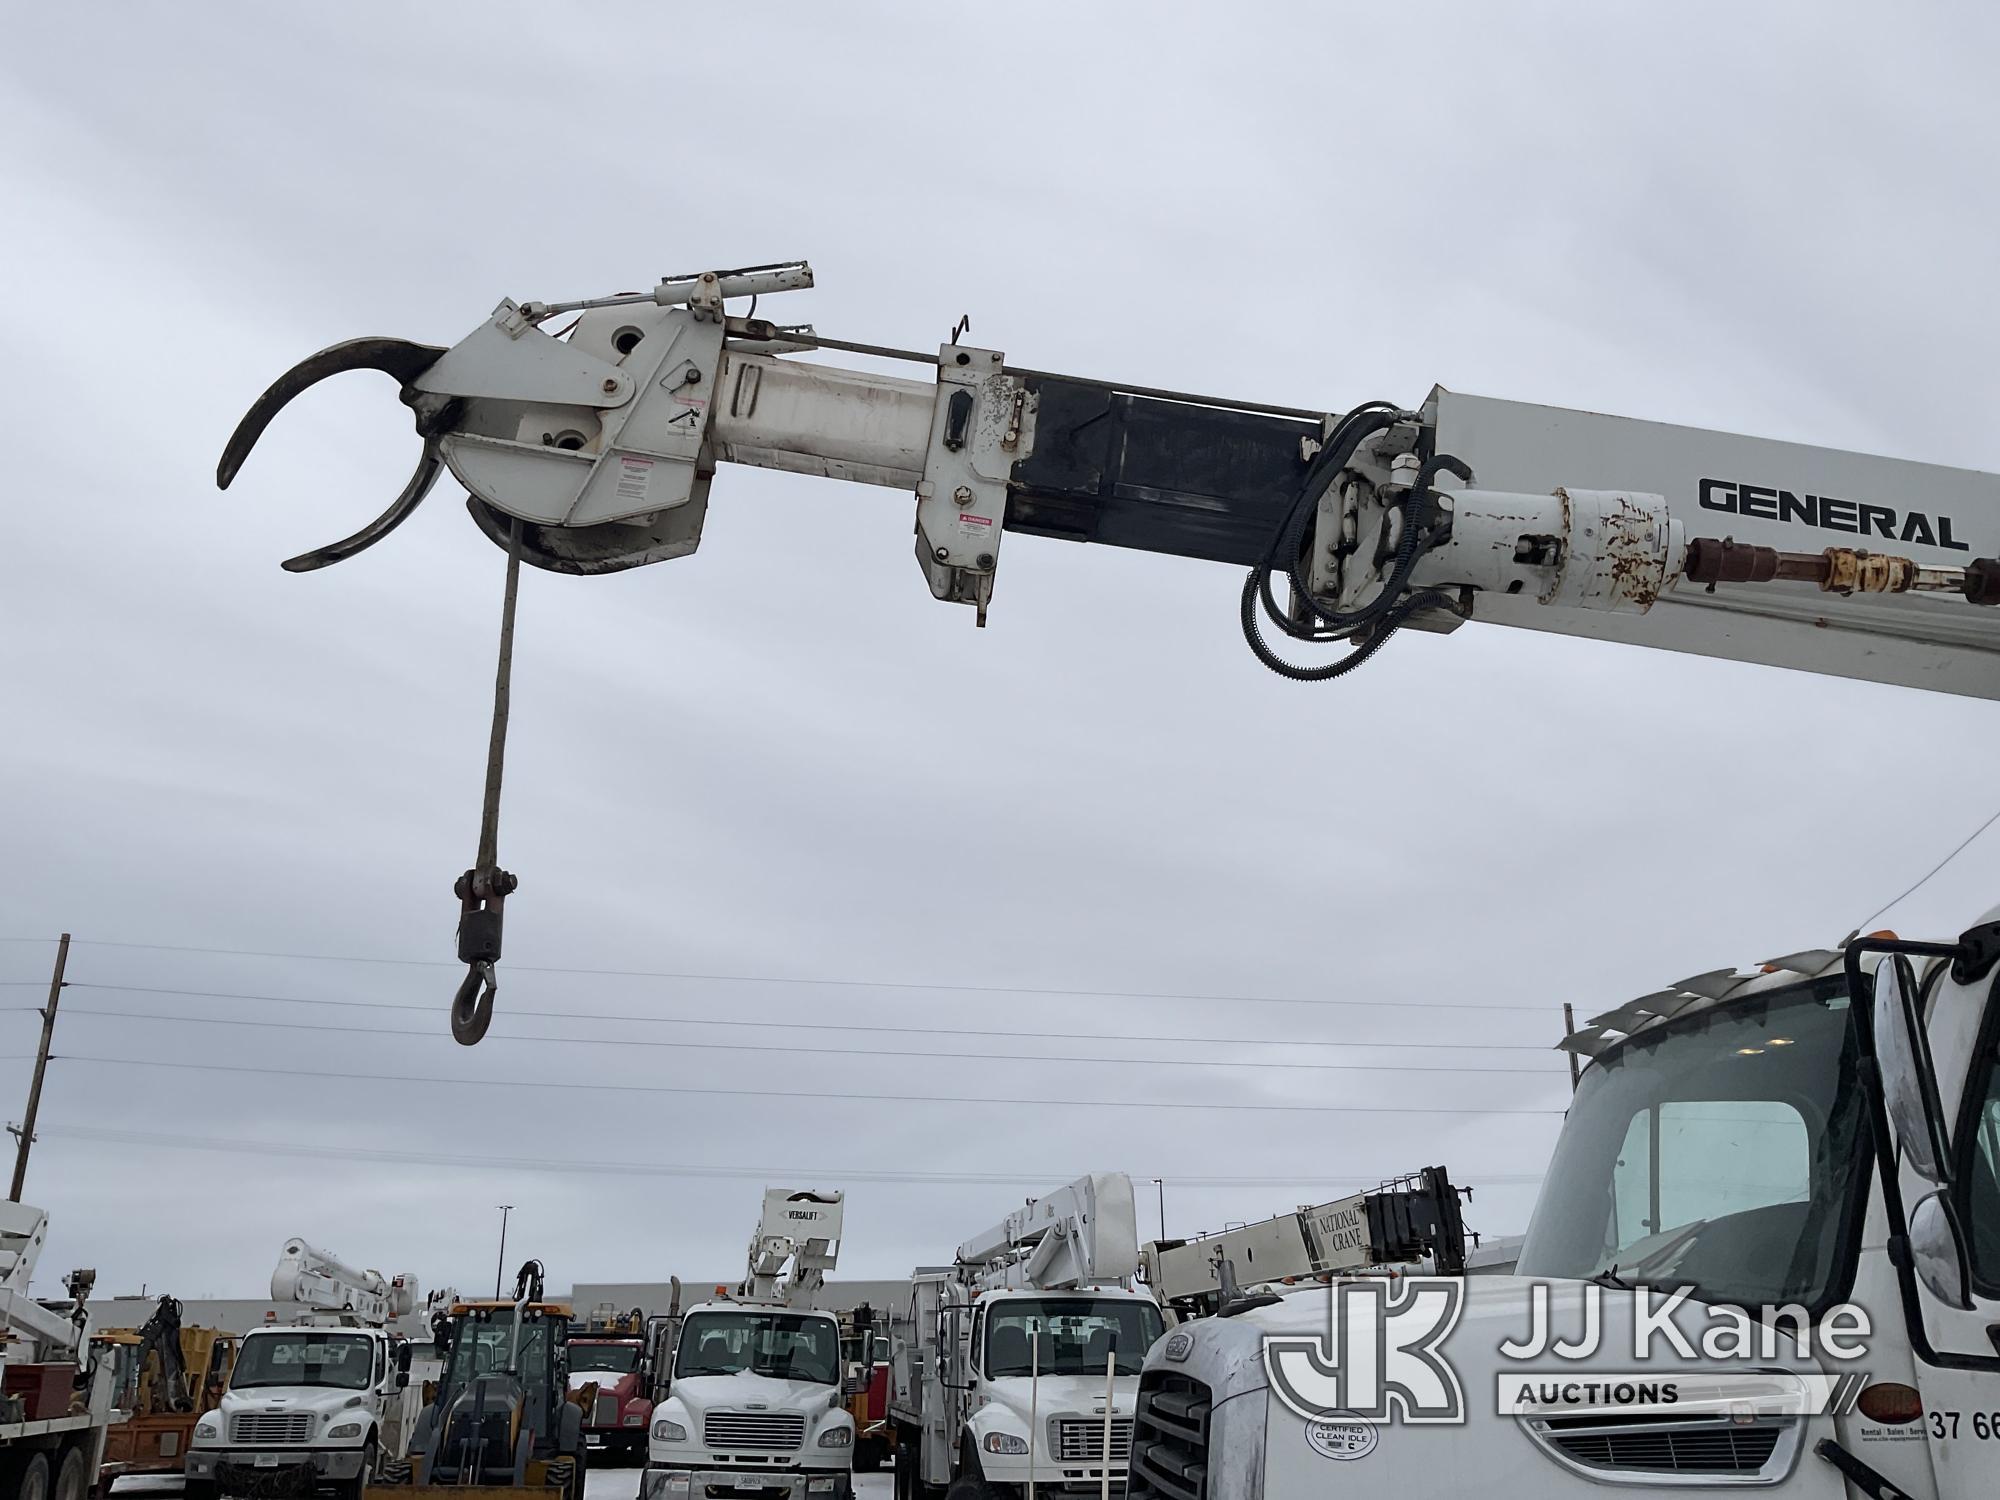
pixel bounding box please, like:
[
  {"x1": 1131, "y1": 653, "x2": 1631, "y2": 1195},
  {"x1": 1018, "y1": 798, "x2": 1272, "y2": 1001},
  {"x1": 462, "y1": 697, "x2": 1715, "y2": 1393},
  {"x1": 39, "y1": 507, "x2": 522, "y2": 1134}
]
[{"x1": 1305, "y1": 1412, "x2": 1379, "y2": 1461}]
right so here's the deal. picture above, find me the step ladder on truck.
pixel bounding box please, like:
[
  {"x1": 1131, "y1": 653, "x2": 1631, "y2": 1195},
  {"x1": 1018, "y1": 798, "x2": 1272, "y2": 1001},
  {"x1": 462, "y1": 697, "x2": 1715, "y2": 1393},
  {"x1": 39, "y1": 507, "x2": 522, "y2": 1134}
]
[
  {"x1": 184, "y1": 1238, "x2": 420, "y2": 1500},
  {"x1": 890, "y1": 1173, "x2": 1165, "y2": 1500},
  {"x1": 643, "y1": 1189, "x2": 855, "y2": 1500},
  {"x1": 0, "y1": 1202, "x2": 114, "y2": 1500}
]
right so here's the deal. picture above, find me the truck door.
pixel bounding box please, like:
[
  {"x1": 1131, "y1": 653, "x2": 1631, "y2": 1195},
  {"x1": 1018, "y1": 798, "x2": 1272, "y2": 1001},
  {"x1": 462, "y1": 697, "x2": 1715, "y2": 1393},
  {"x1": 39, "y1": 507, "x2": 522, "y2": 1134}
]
[{"x1": 1869, "y1": 952, "x2": 2000, "y2": 1500}]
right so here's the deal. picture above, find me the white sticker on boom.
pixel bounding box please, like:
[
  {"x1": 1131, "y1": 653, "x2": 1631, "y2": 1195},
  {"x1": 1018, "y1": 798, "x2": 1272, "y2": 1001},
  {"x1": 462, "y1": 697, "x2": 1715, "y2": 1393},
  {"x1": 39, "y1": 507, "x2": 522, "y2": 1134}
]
[
  {"x1": 615, "y1": 455, "x2": 655, "y2": 505},
  {"x1": 956, "y1": 512, "x2": 995, "y2": 538}
]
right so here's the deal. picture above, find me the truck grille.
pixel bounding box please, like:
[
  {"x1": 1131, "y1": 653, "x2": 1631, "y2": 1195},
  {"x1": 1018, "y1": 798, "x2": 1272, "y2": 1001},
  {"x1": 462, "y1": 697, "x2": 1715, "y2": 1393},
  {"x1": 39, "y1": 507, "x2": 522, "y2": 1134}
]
[
  {"x1": 230, "y1": 1411, "x2": 316, "y2": 1445},
  {"x1": 1055, "y1": 1417, "x2": 1133, "y2": 1463},
  {"x1": 1533, "y1": 1413, "x2": 1794, "y2": 1478},
  {"x1": 1129, "y1": 1372, "x2": 1209, "y2": 1500},
  {"x1": 594, "y1": 1395, "x2": 619, "y2": 1427},
  {"x1": 704, "y1": 1411, "x2": 807, "y2": 1450}
]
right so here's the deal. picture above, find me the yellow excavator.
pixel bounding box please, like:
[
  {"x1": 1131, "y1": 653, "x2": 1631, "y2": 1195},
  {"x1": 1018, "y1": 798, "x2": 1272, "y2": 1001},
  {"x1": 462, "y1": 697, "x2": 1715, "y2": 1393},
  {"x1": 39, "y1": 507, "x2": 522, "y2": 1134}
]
[{"x1": 371, "y1": 1262, "x2": 584, "y2": 1500}]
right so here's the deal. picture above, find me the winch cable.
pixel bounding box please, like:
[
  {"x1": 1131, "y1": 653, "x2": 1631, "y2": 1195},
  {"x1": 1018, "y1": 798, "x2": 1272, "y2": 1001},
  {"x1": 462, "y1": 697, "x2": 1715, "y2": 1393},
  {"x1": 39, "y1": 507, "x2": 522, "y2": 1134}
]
[
  {"x1": 1242, "y1": 401, "x2": 1473, "y2": 678},
  {"x1": 450, "y1": 515, "x2": 524, "y2": 1046}
]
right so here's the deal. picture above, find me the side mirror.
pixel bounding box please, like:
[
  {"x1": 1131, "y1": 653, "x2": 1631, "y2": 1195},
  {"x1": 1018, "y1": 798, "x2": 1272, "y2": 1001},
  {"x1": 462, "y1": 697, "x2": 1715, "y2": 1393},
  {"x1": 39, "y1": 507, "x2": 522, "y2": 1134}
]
[
  {"x1": 1909, "y1": 1191, "x2": 1974, "y2": 1311},
  {"x1": 1872, "y1": 955, "x2": 1953, "y2": 1184},
  {"x1": 397, "y1": 1345, "x2": 413, "y2": 1376}
]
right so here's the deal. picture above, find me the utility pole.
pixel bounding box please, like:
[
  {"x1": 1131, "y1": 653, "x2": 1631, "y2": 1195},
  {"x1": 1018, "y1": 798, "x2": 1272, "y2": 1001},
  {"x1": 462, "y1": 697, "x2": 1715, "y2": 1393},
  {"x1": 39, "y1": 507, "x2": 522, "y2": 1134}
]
[
  {"x1": 493, "y1": 1204, "x2": 514, "y2": 1297},
  {"x1": 9, "y1": 933, "x2": 69, "y2": 1202}
]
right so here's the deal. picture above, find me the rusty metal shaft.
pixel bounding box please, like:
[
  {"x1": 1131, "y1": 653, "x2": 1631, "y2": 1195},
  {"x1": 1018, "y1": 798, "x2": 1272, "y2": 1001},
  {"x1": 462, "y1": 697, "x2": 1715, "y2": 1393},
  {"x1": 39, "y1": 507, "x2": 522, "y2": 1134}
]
[{"x1": 1684, "y1": 537, "x2": 1995, "y2": 602}]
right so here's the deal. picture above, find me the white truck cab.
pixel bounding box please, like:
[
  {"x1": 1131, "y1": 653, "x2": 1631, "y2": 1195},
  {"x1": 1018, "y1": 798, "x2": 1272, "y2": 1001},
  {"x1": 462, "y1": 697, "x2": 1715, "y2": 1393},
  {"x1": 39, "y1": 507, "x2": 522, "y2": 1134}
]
[
  {"x1": 187, "y1": 1323, "x2": 408, "y2": 1498},
  {"x1": 185, "y1": 1239, "x2": 418, "y2": 1499},
  {"x1": 892, "y1": 1172, "x2": 1166, "y2": 1498},
  {"x1": 644, "y1": 1298, "x2": 855, "y2": 1500},
  {"x1": 1129, "y1": 935, "x2": 2000, "y2": 1500},
  {"x1": 645, "y1": 1188, "x2": 856, "y2": 1500}
]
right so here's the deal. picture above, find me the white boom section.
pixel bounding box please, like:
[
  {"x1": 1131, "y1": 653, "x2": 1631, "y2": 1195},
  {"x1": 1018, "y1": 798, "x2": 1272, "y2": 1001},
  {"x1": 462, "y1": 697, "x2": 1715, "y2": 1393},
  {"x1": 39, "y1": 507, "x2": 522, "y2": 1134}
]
[
  {"x1": 270, "y1": 1238, "x2": 417, "y2": 1326},
  {"x1": 0, "y1": 1201, "x2": 87, "y2": 1358},
  {"x1": 956, "y1": 1171, "x2": 1140, "y2": 1291},
  {"x1": 740, "y1": 1188, "x2": 843, "y2": 1307}
]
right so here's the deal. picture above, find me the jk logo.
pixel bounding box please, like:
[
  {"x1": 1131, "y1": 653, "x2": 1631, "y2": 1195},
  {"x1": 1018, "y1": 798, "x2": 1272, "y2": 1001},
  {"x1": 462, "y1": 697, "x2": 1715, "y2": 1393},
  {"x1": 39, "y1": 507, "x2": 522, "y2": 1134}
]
[{"x1": 1263, "y1": 1278, "x2": 1466, "y2": 1424}]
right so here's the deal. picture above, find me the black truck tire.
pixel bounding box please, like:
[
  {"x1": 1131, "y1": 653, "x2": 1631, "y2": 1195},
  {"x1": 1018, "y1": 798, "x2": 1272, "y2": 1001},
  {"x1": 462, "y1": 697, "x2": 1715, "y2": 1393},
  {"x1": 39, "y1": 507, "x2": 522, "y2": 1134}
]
[
  {"x1": 17, "y1": 1451, "x2": 52, "y2": 1500},
  {"x1": 54, "y1": 1447, "x2": 90, "y2": 1500}
]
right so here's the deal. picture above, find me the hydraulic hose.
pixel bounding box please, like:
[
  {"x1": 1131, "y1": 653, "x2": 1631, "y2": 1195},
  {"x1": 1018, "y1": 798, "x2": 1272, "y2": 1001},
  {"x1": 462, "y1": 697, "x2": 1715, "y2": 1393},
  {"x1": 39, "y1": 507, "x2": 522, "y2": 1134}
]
[{"x1": 1239, "y1": 583, "x2": 1463, "y2": 683}]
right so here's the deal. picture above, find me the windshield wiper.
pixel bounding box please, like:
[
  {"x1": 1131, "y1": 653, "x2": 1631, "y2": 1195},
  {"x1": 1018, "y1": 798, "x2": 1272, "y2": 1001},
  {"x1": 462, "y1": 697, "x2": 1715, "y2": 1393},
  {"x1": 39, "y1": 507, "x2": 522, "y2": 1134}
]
[{"x1": 1587, "y1": 1220, "x2": 1711, "y2": 1292}]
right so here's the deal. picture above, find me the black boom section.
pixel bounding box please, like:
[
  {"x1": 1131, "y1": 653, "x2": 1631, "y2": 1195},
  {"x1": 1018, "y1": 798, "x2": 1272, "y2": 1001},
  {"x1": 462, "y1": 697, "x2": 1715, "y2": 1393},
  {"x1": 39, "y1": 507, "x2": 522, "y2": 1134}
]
[{"x1": 1006, "y1": 375, "x2": 1320, "y2": 566}]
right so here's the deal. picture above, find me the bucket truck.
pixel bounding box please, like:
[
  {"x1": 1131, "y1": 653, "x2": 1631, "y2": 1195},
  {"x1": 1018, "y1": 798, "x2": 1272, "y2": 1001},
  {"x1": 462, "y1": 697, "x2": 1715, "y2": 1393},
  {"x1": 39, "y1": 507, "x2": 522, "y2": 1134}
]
[
  {"x1": 1140, "y1": 1168, "x2": 1469, "y2": 1322},
  {"x1": 0, "y1": 1202, "x2": 113, "y2": 1500},
  {"x1": 890, "y1": 1173, "x2": 1165, "y2": 1500},
  {"x1": 219, "y1": 260, "x2": 2000, "y2": 1500},
  {"x1": 185, "y1": 1238, "x2": 419, "y2": 1500},
  {"x1": 643, "y1": 1189, "x2": 854, "y2": 1500}
]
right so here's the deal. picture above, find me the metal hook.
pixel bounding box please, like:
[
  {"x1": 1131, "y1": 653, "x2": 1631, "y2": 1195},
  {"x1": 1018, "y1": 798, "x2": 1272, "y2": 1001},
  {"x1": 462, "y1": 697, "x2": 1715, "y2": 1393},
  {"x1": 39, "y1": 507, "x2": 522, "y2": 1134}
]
[{"x1": 451, "y1": 960, "x2": 497, "y2": 1046}]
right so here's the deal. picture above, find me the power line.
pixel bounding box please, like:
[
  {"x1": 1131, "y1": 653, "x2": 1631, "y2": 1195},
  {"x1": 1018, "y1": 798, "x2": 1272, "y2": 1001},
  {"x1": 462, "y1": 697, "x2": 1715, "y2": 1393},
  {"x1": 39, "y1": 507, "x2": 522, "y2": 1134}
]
[
  {"x1": 32, "y1": 1123, "x2": 1547, "y2": 1190},
  {"x1": 43, "y1": 1053, "x2": 1566, "y2": 1117},
  {"x1": 19, "y1": 983, "x2": 1558, "y2": 1052},
  {"x1": 33, "y1": 1004, "x2": 1564, "y2": 1078},
  {"x1": 1855, "y1": 801, "x2": 2000, "y2": 932},
  {"x1": 0, "y1": 936, "x2": 1552, "y2": 1016}
]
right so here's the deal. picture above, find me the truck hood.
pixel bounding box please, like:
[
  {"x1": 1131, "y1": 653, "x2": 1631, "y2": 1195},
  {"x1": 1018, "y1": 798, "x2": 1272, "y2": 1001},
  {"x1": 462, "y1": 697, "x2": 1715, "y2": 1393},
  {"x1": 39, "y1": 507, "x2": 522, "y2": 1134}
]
[
  {"x1": 667, "y1": 1372, "x2": 841, "y2": 1419},
  {"x1": 1168, "y1": 1275, "x2": 1844, "y2": 1499},
  {"x1": 977, "y1": 1373, "x2": 1137, "y2": 1424},
  {"x1": 569, "y1": 1369, "x2": 637, "y2": 1395},
  {"x1": 217, "y1": 1386, "x2": 372, "y2": 1422}
]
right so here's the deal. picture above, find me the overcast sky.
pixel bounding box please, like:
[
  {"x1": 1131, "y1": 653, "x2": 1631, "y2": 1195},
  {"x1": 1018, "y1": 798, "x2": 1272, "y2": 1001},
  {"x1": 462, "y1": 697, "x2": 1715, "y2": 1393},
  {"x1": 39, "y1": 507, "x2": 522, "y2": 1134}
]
[{"x1": 4, "y1": 2, "x2": 2000, "y2": 1303}]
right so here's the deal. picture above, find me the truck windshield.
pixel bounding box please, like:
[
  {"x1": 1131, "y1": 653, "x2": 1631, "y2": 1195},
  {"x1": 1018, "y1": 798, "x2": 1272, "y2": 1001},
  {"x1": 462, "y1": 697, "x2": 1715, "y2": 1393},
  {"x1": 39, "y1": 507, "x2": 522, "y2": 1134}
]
[
  {"x1": 571, "y1": 1343, "x2": 640, "y2": 1374},
  {"x1": 444, "y1": 1314, "x2": 554, "y2": 1386},
  {"x1": 232, "y1": 1331, "x2": 374, "y2": 1390},
  {"x1": 676, "y1": 1312, "x2": 838, "y2": 1384},
  {"x1": 1518, "y1": 978, "x2": 1870, "y2": 1313},
  {"x1": 983, "y1": 1298, "x2": 1164, "y2": 1378}
]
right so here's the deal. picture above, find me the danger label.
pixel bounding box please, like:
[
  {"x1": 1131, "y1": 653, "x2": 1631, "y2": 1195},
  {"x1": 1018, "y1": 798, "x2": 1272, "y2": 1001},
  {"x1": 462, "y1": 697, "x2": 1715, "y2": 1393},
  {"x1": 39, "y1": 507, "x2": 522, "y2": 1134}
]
[
  {"x1": 956, "y1": 512, "x2": 994, "y2": 537},
  {"x1": 615, "y1": 455, "x2": 654, "y2": 504}
]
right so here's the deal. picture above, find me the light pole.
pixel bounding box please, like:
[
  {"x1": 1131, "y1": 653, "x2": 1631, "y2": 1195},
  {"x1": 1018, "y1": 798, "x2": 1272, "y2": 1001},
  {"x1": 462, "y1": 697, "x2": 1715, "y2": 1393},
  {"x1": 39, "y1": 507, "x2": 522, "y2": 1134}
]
[
  {"x1": 1151, "y1": 1178, "x2": 1166, "y2": 1241},
  {"x1": 494, "y1": 1204, "x2": 514, "y2": 1298}
]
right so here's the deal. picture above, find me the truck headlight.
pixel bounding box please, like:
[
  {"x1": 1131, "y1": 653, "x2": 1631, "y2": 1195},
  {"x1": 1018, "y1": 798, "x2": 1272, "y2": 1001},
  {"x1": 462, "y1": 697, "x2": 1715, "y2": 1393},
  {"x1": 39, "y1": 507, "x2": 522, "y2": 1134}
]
[
  {"x1": 194, "y1": 1416, "x2": 221, "y2": 1442},
  {"x1": 624, "y1": 1412, "x2": 646, "y2": 1426},
  {"x1": 652, "y1": 1418, "x2": 688, "y2": 1442},
  {"x1": 327, "y1": 1422, "x2": 365, "y2": 1440},
  {"x1": 982, "y1": 1433, "x2": 1028, "y2": 1455},
  {"x1": 818, "y1": 1428, "x2": 852, "y2": 1449}
]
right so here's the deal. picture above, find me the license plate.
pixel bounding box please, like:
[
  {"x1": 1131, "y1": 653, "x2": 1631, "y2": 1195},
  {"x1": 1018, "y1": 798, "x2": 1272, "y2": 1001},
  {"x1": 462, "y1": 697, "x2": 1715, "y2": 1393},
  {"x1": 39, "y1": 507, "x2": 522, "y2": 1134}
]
[{"x1": 255, "y1": 1454, "x2": 280, "y2": 1467}]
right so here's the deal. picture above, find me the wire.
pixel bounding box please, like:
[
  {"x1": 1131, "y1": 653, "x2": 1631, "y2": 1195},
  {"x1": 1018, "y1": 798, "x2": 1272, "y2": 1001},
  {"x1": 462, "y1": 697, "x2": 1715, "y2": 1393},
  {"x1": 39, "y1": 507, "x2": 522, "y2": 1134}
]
[
  {"x1": 23, "y1": 981, "x2": 1557, "y2": 1052},
  {"x1": 1854, "y1": 802, "x2": 2000, "y2": 932},
  {"x1": 0, "y1": 938, "x2": 1553, "y2": 1016},
  {"x1": 33, "y1": 1122, "x2": 1547, "y2": 1190},
  {"x1": 38, "y1": 1005, "x2": 1565, "y2": 1078},
  {"x1": 42, "y1": 1053, "x2": 1566, "y2": 1117}
]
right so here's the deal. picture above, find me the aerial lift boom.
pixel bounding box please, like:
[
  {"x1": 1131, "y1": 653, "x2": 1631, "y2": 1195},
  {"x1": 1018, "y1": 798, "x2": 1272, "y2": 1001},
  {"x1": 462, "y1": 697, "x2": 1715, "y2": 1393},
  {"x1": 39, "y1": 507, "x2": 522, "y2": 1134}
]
[
  {"x1": 216, "y1": 261, "x2": 2000, "y2": 1041},
  {"x1": 740, "y1": 1188, "x2": 844, "y2": 1308}
]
